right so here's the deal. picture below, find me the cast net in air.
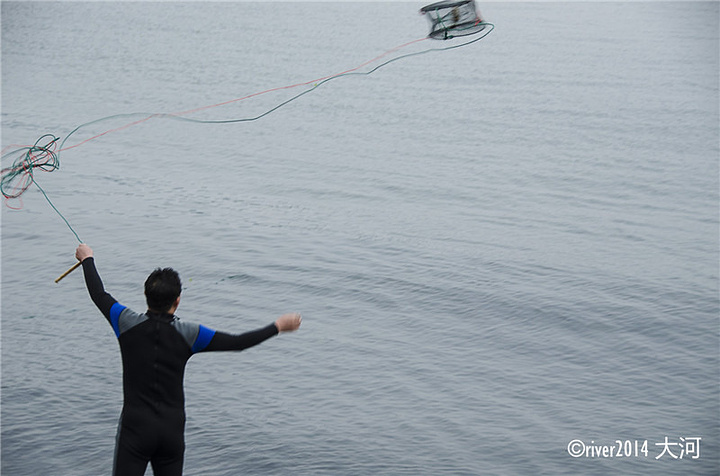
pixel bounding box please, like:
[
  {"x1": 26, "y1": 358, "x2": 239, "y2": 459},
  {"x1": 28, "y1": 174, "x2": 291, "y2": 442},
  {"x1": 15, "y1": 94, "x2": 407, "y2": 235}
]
[
  {"x1": 2, "y1": 4, "x2": 494, "y2": 250},
  {"x1": 420, "y1": 0, "x2": 487, "y2": 40}
]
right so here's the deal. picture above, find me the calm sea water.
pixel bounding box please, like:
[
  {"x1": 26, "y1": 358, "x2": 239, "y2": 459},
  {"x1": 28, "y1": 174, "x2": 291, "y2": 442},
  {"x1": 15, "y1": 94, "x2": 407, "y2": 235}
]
[{"x1": 2, "y1": 2, "x2": 718, "y2": 475}]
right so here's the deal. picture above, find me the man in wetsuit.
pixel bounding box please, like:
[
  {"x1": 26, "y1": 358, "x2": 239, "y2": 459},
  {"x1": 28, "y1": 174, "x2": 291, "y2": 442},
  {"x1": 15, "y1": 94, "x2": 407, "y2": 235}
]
[{"x1": 75, "y1": 243, "x2": 302, "y2": 476}]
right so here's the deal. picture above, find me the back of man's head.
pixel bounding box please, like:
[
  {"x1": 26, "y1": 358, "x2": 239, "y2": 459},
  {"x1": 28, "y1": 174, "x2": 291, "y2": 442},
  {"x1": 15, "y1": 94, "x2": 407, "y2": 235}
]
[{"x1": 145, "y1": 268, "x2": 182, "y2": 313}]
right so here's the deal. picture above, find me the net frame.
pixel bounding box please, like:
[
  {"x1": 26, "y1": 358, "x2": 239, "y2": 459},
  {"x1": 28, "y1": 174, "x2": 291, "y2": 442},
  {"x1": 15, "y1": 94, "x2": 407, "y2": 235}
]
[{"x1": 420, "y1": 0, "x2": 486, "y2": 40}]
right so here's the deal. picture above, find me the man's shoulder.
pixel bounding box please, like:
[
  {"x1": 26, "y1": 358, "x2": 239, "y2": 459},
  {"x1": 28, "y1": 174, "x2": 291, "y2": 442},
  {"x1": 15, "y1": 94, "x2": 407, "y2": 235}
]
[
  {"x1": 171, "y1": 319, "x2": 217, "y2": 353},
  {"x1": 170, "y1": 318, "x2": 202, "y2": 349},
  {"x1": 113, "y1": 305, "x2": 147, "y2": 338}
]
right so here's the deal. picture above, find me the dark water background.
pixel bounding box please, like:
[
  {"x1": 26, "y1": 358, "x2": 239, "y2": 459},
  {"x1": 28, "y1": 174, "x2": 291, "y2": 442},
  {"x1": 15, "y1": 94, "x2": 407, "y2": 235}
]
[{"x1": 2, "y1": 2, "x2": 718, "y2": 475}]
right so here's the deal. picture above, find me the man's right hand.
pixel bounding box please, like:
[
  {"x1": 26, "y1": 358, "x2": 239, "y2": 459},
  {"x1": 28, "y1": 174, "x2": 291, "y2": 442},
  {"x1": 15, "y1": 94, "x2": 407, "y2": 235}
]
[
  {"x1": 275, "y1": 312, "x2": 302, "y2": 333},
  {"x1": 75, "y1": 243, "x2": 94, "y2": 262}
]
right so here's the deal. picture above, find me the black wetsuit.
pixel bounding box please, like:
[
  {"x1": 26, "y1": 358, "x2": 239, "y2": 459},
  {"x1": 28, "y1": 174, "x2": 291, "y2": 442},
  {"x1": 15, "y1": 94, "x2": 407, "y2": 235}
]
[{"x1": 81, "y1": 258, "x2": 278, "y2": 476}]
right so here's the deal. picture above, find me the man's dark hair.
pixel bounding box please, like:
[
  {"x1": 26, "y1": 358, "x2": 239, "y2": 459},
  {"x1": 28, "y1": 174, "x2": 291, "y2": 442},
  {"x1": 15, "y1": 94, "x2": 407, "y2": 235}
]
[{"x1": 144, "y1": 268, "x2": 182, "y2": 313}]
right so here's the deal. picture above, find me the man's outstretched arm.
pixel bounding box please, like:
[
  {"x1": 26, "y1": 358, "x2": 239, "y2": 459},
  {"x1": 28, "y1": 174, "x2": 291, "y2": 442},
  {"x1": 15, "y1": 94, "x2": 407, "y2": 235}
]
[
  {"x1": 197, "y1": 313, "x2": 302, "y2": 353},
  {"x1": 76, "y1": 244, "x2": 118, "y2": 321}
]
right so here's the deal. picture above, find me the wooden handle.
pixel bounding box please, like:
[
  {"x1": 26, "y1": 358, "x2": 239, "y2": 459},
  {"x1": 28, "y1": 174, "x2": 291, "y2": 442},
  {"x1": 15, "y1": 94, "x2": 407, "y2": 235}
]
[{"x1": 55, "y1": 261, "x2": 82, "y2": 283}]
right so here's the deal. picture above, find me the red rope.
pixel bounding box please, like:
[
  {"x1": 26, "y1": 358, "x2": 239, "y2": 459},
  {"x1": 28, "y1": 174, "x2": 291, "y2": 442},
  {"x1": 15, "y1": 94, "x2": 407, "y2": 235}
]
[{"x1": 172, "y1": 36, "x2": 428, "y2": 118}]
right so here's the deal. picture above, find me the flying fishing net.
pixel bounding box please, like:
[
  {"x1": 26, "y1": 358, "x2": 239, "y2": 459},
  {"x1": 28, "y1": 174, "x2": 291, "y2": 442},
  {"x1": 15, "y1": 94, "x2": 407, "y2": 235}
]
[{"x1": 420, "y1": 0, "x2": 487, "y2": 40}]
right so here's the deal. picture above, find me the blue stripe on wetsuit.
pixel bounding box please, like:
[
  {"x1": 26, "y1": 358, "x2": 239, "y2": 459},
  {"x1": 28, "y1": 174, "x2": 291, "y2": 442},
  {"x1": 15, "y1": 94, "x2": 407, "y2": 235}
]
[
  {"x1": 110, "y1": 303, "x2": 127, "y2": 338},
  {"x1": 191, "y1": 325, "x2": 216, "y2": 353}
]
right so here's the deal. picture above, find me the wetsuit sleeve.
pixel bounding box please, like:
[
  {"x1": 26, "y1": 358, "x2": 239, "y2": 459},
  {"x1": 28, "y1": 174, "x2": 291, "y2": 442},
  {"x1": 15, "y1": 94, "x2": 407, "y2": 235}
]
[
  {"x1": 195, "y1": 323, "x2": 279, "y2": 353},
  {"x1": 81, "y1": 257, "x2": 119, "y2": 322}
]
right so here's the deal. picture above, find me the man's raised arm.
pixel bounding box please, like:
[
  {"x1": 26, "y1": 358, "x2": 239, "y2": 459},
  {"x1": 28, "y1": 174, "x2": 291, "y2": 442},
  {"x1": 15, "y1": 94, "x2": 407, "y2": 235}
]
[{"x1": 76, "y1": 244, "x2": 117, "y2": 320}]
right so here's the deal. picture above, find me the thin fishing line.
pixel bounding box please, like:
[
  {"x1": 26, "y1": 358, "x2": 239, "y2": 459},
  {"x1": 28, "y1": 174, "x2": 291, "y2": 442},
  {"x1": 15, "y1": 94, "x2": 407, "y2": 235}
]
[
  {"x1": 56, "y1": 26, "x2": 492, "y2": 141},
  {"x1": 52, "y1": 36, "x2": 434, "y2": 154},
  {"x1": 161, "y1": 24, "x2": 495, "y2": 125},
  {"x1": 33, "y1": 177, "x2": 83, "y2": 243}
]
